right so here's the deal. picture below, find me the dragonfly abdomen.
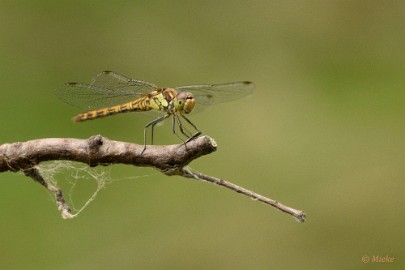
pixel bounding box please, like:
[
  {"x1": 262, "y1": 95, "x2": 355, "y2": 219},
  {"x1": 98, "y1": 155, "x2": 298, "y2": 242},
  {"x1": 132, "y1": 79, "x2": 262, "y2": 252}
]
[{"x1": 72, "y1": 98, "x2": 151, "y2": 122}]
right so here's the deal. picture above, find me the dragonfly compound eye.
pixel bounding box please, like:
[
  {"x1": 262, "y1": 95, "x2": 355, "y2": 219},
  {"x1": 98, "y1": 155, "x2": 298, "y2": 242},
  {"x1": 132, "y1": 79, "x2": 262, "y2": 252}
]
[
  {"x1": 183, "y1": 96, "x2": 195, "y2": 114},
  {"x1": 176, "y1": 92, "x2": 195, "y2": 114}
]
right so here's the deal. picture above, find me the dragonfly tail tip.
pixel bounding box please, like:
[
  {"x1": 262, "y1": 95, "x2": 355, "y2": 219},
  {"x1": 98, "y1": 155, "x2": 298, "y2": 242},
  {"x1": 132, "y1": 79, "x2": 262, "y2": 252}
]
[{"x1": 72, "y1": 115, "x2": 84, "y2": 122}]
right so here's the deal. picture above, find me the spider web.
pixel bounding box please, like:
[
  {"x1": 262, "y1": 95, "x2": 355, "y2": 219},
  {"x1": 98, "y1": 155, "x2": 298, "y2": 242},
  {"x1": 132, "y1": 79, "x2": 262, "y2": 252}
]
[{"x1": 36, "y1": 161, "x2": 156, "y2": 218}]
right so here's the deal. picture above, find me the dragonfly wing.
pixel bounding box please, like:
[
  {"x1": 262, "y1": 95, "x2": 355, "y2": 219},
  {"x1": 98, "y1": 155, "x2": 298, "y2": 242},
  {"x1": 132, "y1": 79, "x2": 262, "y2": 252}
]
[
  {"x1": 174, "y1": 81, "x2": 254, "y2": 112},
  {"x1": 55, "y1": 71, "x2": 158, "y2": 111},
  {"x1": 91, "y1": 71, "x2": 158, "y2": 92}
]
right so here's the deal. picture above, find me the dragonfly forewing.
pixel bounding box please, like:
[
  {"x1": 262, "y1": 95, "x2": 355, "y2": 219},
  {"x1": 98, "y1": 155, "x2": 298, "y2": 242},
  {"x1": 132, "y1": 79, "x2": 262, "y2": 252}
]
[
  {"x1": 91, "y1": 71, "x2": 158, "y2": 92},
  {"x1": 174, "y1": 81, "x2": 254, "y2": 109}
]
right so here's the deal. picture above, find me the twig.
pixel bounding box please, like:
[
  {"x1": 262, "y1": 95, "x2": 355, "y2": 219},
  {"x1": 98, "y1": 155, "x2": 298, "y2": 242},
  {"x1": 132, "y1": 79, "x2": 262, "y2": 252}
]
[
  {"x1": 0, "y1": 135, "x2": 305, "y2": 222},
  {"x1": 181, "y1": 167, "x2": 306, "y2": 222},
  {"x1": 23, "y1": 167, "x2": 73, "y2": 219}
]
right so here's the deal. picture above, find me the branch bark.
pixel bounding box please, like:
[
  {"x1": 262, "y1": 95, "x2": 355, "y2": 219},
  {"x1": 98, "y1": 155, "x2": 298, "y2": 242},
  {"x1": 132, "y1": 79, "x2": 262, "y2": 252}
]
[{"x1": 0, "y1": 135, "x2": 306, "y2": 222}]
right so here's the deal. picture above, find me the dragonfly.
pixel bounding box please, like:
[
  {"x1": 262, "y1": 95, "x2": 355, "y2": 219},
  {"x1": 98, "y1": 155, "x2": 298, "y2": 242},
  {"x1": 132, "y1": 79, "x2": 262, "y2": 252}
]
[{"x1": 56, "y1": 71, "x2": 255, "y2": 152}]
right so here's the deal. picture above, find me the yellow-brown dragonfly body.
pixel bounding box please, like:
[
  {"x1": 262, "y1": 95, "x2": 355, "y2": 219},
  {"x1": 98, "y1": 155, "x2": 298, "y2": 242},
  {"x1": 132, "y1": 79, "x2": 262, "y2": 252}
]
[
  {"x1": 71, "y1": 87, "x2": 192, "y2": 122},
  {"x1": 56, "y1": 71, "x2": 254, "y2": 151}
]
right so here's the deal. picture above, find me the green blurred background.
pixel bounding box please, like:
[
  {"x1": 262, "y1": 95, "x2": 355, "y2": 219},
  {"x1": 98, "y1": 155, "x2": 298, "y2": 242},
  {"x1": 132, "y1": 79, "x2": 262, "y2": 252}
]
[{"x1": 1, "y1": 1, "x2": 404, "y2": 269}]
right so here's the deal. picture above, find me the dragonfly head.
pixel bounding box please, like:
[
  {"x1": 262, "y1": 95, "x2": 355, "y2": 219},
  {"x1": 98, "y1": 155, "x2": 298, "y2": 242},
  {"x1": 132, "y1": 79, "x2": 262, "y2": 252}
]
[{"x1": 174, "y1": 92, "x2": 195, "y2": 114}]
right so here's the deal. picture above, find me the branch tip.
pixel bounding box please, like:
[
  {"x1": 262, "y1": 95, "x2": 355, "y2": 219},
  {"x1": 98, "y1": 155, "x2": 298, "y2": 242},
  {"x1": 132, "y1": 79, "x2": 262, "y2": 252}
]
[{"x1": 181, "y1": 167, "x2": 306, "y2": 222}]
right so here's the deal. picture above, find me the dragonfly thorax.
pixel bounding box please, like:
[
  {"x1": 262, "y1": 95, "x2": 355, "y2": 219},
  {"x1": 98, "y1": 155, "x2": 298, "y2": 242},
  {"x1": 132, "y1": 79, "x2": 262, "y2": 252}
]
[{"x1": 174, "y1": 91, "x2": 195, "y2": 114}]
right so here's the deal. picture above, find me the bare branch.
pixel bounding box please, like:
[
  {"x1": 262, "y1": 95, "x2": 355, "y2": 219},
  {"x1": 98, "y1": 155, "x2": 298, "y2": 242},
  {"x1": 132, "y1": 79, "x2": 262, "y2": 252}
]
[
  {"x1": 181, "y1": 167, "x2": 306, "y2": 222},
  {"x1": 0, "y1": 135, "x2": 306, "y2": 222},
  {"x1": 0, "y1": 135, "x2": 216, "y2": 174}
]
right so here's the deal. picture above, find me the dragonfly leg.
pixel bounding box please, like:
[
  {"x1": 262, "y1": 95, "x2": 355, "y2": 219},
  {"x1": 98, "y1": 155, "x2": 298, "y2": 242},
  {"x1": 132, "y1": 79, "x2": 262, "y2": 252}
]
[
  {"x1": 171, "y1": 114, "x2": 202, "y2": 149},
  {"x1": 180, "y1": 114, "x2": 202, "y2": 142},
  {"x1": 173, "y1": 114, "x2": 191, "y2": 142},
  {"x1": 142, "y1": 114, "x2": 169, "y2": 154},
  {"x1": 172, "y1": 115, "x2": 187, "y2": 143}
]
